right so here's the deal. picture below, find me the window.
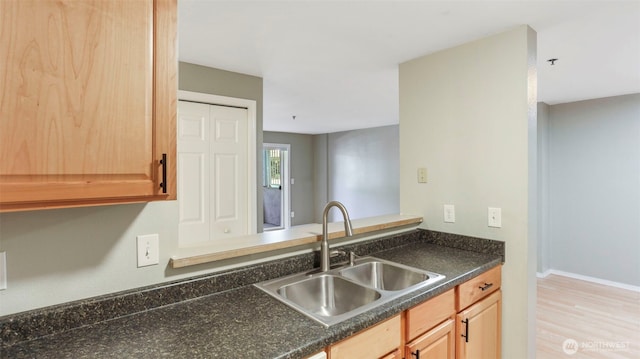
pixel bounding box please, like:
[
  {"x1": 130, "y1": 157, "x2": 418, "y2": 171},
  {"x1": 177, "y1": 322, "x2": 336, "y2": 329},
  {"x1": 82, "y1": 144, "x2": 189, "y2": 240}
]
[{"x1": 263, "y1": 148, "x2": 282, "y2": 188}]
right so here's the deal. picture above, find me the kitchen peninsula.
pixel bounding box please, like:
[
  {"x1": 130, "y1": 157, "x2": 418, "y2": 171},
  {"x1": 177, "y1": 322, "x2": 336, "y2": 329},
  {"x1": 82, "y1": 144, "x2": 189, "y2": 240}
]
[{"x1": 1, "y1": 229, "x2": 504, "y2": 358}]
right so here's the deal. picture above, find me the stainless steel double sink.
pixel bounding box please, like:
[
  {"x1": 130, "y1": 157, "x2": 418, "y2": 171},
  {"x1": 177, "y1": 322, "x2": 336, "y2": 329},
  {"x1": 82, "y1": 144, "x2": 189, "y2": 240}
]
[{"x1": 254, "y1": 256, "x2": 445, "y2": 326}]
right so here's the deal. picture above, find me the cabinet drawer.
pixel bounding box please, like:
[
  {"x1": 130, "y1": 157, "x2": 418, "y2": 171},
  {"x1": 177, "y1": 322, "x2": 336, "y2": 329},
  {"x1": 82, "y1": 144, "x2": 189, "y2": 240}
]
[
  {"x1": 406, "y1": 289, "x2": 455, "y2": 340},
  {"x1": 329, "y1": 315, "x2": 401, "y2": 359},
  {"x1": 456, "y1": 265, "x2": 501, "y2": 311}
]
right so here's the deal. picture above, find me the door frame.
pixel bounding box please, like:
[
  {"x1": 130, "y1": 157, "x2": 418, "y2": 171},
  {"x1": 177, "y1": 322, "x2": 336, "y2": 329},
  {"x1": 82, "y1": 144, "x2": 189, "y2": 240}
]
[
  {"x1": 178, "y1": 90, "x2": 257, "y2": 235},
  {"x1": 263, "y1": 143, "x2": 291, "y2": 230}
]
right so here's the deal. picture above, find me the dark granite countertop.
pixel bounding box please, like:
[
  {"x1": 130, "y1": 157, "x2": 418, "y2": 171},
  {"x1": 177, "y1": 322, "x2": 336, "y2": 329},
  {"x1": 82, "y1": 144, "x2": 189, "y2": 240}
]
[{"x1": 1, "y1": 231, "x2": 503, "y2": 358}]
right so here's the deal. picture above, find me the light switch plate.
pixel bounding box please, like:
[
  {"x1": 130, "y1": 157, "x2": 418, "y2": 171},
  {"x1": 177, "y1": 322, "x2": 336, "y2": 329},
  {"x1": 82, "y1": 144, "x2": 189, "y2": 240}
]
[
  {"x1": 417, "y1": 168, "x2": 428, "y2": 183},
  {"x1": 443, "y1": 204, "x2": 455, "y2": 223},
  {"x1": 0, "y1": 251, "x2": 6, "y2": 290},
  {"x1": 137, "y1": 234, "x2": 159, "y2": 267},
  {"x1": 488, "y1": 207, "x2": 502, "y2": 228}
]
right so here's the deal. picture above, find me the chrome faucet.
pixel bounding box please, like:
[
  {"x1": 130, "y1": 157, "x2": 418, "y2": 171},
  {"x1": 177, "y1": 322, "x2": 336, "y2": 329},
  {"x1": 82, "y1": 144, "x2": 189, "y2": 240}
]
[{"x1": 320, "y1": 201, "x2": 354, "y2": 272}]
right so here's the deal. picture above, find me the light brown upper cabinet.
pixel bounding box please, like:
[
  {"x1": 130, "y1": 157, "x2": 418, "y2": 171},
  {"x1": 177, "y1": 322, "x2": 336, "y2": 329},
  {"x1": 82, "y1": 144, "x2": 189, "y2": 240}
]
[{"x1": 0, "y1": 0, "x2": 177, "y2": 212}]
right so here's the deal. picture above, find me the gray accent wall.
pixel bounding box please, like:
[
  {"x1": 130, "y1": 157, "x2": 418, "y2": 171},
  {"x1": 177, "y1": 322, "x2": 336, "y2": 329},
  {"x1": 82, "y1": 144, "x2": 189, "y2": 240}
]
[
  {"x1": 325, "y1": 125, "x2": 400, "y2": 221},
  {"x1": 265, "y1": 127, "x2": 401, "y2": 225},
  {"x1": 263, "y1": 131, "x2": 316, "y2": 226},
  {"x1": 537, "y1": 102, "x2": 551, "y2": 274},
  {"x1": 547, "y1": 94, "x2": 640, "y2": 286},
  {"x1": 313, "y1": 134, "x2": 329, "y2": 222}
]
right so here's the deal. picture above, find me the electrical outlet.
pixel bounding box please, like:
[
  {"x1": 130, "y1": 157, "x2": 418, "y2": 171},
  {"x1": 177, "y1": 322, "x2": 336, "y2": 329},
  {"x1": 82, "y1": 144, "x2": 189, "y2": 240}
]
[
  {"x1": 443, "y1": 204, "x2": 455, "y2": 223},
  {"x1": 0, "y1": 252, "x2": 6, "y2": 290},
  {"x1": 290, "y1": 211, "x2": 295, "y2": 218},
  {"x1": 488, "y1": 207, "x2": 502, "y2": 228},
  {"x1": 137, "y1": 234, "x2": 159, "y2": 267}
]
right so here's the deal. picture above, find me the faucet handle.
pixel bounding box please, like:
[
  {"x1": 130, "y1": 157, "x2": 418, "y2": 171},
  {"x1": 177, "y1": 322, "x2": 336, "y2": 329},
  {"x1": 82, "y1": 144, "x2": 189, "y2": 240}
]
[
  {"x1": 349, "y1": 251, "x2": 357, "y2": 266},
  {"x1": 330, "y1": 250, "x2": 346, "y2": 258}
]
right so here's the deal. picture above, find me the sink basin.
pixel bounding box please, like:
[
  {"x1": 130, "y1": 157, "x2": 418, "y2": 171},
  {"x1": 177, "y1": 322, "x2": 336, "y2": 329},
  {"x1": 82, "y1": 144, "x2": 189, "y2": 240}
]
[
  {"x1": 339, "y1": 261, "x2": 433, "y2": 291},
  {"x1": 256, "y1": 272, "x2": 383, "y2": 326},
  {"x1": 277, "y1": 274, "x2": 381, "y2": 316},
  {"x1": 254, "y1": 256, "x2": 445, "y2": 326}
]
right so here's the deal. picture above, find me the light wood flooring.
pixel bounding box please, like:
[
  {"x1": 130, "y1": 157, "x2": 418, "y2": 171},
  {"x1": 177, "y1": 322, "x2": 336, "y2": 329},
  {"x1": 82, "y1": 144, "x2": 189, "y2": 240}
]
[{"x1": 537, "y1": 274, "x2": 640, "y2": 358}]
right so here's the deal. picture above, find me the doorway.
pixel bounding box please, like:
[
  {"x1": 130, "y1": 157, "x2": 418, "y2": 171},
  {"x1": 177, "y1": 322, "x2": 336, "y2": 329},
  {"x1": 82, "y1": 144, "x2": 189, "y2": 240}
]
[
  {"x1": 176, "y1": 93, "x2": 257, "y2": 246},
  {"x1": 263, "y1": 143, "x2": 290, "y2": 231}
]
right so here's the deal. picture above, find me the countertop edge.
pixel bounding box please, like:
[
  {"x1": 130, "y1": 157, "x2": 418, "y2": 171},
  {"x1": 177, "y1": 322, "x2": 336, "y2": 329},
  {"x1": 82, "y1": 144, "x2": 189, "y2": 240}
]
[{"x1": 169, "y1": 214, "x2": 423, "y2": 268}]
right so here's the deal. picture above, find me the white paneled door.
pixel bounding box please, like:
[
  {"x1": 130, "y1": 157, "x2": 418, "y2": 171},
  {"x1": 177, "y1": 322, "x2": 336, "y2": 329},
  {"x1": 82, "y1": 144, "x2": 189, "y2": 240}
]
[{"x1": 178, "y1": 100, "x2": 249, "y2": 244}]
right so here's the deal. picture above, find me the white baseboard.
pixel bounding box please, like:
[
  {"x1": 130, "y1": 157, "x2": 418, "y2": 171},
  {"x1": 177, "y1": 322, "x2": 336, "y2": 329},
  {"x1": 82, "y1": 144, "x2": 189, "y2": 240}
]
[
  {"x1": 537, "y1": 269, "x2": 640, "y2": 292},
  {"x1": 536, "y1": 269, "x2": 552, "y2": 278}
]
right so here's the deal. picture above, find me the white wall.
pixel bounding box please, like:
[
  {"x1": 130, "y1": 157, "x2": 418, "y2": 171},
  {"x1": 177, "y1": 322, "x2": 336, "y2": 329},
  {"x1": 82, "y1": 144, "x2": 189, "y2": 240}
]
[
  {"x1": 399, "y1": 25, "x2": 536, "y2": 359},
  {"x1": 547, "y1": 94, "x2": 640, "y2": 286}
]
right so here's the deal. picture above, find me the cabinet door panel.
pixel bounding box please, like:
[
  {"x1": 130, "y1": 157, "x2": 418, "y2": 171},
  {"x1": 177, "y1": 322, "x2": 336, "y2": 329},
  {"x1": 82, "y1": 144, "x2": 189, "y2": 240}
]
[
  {"x1": 0, "y1": 0, "x2": 176, "y2": 210},
  {"x1": 456, "y1": 290, "x2": 501, "y2": 359},
  {"x1": 406, "y1": 318, "x2": 454, "y2": 359}
]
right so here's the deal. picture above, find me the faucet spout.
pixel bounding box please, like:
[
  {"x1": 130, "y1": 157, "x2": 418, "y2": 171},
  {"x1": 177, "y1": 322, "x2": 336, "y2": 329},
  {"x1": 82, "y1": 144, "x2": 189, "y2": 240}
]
[{"x1": 320, "y1": 201, "x2": 353, "y2": 272}]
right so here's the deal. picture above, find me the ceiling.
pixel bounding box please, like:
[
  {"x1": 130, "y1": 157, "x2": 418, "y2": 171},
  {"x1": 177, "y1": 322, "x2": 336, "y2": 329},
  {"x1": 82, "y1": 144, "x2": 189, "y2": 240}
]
[{"x1": 179, "y1": 1, "x2": 640, "y2": 134}]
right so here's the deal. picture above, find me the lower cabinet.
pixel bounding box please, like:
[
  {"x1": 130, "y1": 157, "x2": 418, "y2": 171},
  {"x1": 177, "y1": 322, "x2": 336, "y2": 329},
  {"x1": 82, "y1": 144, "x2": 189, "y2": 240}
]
[
  {"x1": 455, "y1": 265, "x2": 502, "y2": 359},
  {"x1": 455, "y1": 290, "x2": 501, "y2": 359},
  {"x1": 328, "y1": 315, "x2": 401, "y2": 359},
  {"x1": 326, "y1": 265, "x2": 501, "y2": 359}
]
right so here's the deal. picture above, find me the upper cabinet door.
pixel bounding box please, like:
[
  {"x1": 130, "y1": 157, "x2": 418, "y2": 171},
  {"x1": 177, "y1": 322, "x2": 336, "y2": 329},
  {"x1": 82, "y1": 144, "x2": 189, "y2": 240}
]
[{"x1": 0, "y1": 0, "x2": 177, "y2": 212}]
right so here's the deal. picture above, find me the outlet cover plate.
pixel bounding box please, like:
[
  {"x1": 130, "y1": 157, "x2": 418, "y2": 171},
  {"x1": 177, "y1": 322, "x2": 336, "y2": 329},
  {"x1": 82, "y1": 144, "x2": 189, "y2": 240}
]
[{"x1": 443, "y1": 204, "x2": 455, "y2": 223}]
